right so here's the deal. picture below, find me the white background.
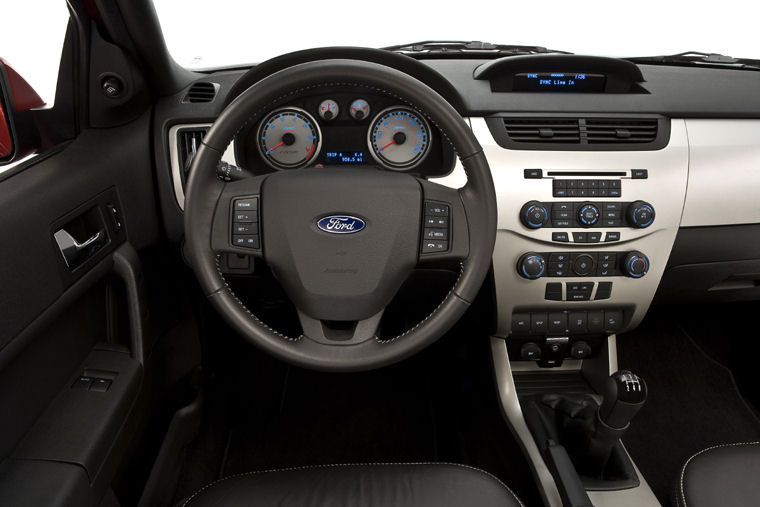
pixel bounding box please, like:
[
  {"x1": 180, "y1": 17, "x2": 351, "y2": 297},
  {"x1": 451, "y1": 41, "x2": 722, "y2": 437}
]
[{"x1": 2, "y1": 0, "x2": 760, "y2": 104}]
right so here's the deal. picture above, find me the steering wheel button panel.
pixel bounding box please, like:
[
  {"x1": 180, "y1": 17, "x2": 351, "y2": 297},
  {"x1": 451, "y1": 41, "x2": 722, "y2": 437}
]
[
  {"x1": 231, "y1": 197, "x2": 261, "y2": 249},
  {"x1": 421, "y1": 200, "x2": 451, "y2": 254}
]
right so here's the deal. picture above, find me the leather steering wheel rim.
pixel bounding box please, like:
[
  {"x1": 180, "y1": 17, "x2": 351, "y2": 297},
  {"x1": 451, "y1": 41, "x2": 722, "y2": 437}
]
[{"x1": 184, "y1": 59, "x2": 496, "y2": 372}]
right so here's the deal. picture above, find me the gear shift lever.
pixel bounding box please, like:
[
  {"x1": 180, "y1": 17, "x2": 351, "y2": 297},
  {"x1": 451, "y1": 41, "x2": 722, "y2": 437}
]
[
  {"x1": 585, "y1": 370, "x2": 648, "y2": 473},
  {"x1": 599, "y1": 370, "x2": 648, "y2": 429}
]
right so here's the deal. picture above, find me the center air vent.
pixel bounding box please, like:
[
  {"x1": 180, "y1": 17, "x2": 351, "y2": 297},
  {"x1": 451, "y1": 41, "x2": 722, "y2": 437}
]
[
  {"x1": 585, "y1": 118, "x2": 658, "y2": 144},
  {"x1": 490, "y1": 115, "x2": 668, "y2": 151},
  {"x1": 183, "y1": 82, "x2": 218, "y2": 103},
  {"x1": 504, "y1": 118, "x2": 581, "y2": 143}
]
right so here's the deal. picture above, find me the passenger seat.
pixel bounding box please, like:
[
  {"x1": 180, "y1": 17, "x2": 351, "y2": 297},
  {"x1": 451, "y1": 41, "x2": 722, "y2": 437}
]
[{"x1": 675, "y1": 442, "x2": 760, "y2": 506}]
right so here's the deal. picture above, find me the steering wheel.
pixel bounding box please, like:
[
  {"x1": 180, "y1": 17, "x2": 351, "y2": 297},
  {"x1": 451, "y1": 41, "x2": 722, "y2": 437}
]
[{"x1": 184, "y1": 59, "x2": 496, "y2": 372}]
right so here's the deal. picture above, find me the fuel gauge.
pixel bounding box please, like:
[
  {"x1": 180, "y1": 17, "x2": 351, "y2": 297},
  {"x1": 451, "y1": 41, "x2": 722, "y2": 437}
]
[
  {"x1": 349, "y1": 99, "x2": 370, "y2": 121},
  {"x1": 318, "y1": 99, "x2": 339, "y2": 121}
]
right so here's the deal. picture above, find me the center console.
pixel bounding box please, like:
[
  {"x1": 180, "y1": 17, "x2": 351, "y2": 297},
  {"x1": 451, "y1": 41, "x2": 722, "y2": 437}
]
[{"x1": 435, "y1": 118, "x2": 690, "y2": 507}]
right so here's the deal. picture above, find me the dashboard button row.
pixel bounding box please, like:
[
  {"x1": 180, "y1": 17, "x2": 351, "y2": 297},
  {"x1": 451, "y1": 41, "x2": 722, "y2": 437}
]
[{"x1": 511, "y1": 309, "x2": 624, "y2": 335}]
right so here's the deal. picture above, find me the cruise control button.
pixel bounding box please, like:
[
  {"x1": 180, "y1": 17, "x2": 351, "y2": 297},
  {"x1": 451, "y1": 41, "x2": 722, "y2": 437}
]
[
  {"x1": 233, "y1": 235, "x2": 260, "y2": 249},
  {"x1": 233, "y1": 223, "x2": 257, "y2": 235},
  {"x1": 233, "y1": 211, "x2": 257, "y2": 223},
  {"x1": 234, "y1": 198, "x2": 258, "y2": 211}
]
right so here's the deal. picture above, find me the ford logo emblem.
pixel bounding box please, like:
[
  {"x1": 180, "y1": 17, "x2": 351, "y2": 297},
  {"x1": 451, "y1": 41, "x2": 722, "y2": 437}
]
[{"x1": 317, "y1": 215, "x2": 366, "y2": 234}]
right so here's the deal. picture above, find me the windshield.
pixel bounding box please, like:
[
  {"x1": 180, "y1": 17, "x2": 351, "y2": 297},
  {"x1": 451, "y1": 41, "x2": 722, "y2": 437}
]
[{"x1": 153, "y1": 0, "x2": 759, "y2": 69}]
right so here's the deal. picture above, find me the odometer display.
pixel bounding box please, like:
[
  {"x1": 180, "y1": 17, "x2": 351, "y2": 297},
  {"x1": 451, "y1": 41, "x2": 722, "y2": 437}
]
[
  {"x1": 368, "y1": 107, "x2": 431, "y2": 170},
  {"x1": 257, "y1": 107, "x2": 321, "y2": 169}
]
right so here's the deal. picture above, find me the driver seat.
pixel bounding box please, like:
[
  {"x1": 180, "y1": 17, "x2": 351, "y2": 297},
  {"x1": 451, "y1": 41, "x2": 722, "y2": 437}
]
[{"x1": 181, "y1": 463, "x2": 525, "y2": 507}]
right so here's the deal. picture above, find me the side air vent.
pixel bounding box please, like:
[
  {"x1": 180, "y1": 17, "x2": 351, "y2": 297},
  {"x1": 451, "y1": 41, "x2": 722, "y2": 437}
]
[
  {"x1": 489, "y1": 115, "x2": 669, "y2": 151},
  {"x1": 585, "y1": 118, "x2": 658, "y2": 144},
  {"x1": 177, "y1": 128, "x2": 208, "y2": 182},
  {"x1": 183, "y1": 82, "x2": 218, "y2": 103},
  {"x1": 503, "y1": 118, "x2": 581, "y2": 143},
  {"x1": 169, "y1": 124, "x2": 211, "y2": 210}
]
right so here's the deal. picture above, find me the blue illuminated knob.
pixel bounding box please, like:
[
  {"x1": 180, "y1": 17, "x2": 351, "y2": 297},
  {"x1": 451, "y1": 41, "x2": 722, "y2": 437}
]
[
  {"x1": 626, "y1": 201, "x2": 655, "y2": 228},
  {"x1": 577, "y1": 203, "x2": 600, "y2": 227},
  {"x1": 622, "y1": 251, "x2": 649, "y2": 278},
  {"x1": 520, "y1": 201, "x2": 549, "y2": 229},
  {"x1": 517, "y1": 253, "x2": 546, "y2": 280}
]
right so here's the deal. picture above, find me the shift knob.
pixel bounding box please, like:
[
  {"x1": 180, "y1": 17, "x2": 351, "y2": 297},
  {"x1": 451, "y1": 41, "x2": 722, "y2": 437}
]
[{"x1": 599, "y1": 370, "x2": 647, "y2": 429}]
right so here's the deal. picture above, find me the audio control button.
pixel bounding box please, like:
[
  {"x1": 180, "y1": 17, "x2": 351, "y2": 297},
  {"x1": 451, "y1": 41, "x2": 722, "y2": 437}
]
[
  {"x1": 552, "y1": 232, "x2": 569, "y2": 242},
  {"x1": 578, "y1": 203, "x2": 600, "y2": 227},
  {"x1": 521, "y1": 201, "x2": 549, "y2": 229}
]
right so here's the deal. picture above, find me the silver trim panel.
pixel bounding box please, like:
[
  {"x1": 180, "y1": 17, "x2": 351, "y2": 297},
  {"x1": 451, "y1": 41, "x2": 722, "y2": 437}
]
[
  {"x1": 465, "y1": 117, "x2": 689, "y2": 336},
  {"x1": 681, "y1": 119, "x2": 760, "y2": 226},
  {"x1": 168, "y1": 123, "x2": 237, "y2": 210}
]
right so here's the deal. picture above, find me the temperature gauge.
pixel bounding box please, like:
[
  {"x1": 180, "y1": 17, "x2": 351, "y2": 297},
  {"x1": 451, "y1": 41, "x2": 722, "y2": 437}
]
[
  {"x1": 349, "y1": 99, "x2": 370, "y2": 121},
  {"x1": 318, "y1": 99, "x2": 339, "y2": 121}
]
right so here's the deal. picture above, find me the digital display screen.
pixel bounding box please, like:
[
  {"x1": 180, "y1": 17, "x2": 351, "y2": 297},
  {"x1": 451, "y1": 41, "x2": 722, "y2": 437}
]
[
  {"x1": 325, "y1": 151, "x2": 365, "y2": 164},
  {"x1": 513, "y1": 72, "x2": 606, "y2": 92}
]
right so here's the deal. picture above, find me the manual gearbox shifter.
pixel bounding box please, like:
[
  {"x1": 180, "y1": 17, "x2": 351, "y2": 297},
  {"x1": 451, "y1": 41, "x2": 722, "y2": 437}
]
[{"x1": 585, "y1": 370, "x2": 648, "y2": 471}]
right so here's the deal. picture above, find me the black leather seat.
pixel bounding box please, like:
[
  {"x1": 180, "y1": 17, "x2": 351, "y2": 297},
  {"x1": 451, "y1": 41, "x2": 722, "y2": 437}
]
[
  {"x1": 182, "y1": 463, "x2": 524, "y2": 507},
  {"x1": 675, "y1": 442, "x2": 760, "y2": 507}
]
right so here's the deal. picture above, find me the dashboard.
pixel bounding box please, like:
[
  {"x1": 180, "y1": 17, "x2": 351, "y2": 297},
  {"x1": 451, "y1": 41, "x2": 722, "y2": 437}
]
[{"x1": 153, "y1": 48, "x2": 760, "y2": 368}]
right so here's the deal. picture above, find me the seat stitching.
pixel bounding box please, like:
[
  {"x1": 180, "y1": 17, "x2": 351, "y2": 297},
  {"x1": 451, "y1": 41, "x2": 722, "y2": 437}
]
[
  {"x1": 678, "y1": 441, "x2": 760, "y2": 507},
  {"x1": 182, "y1": 461, "x2": 524, "y2": 507}
]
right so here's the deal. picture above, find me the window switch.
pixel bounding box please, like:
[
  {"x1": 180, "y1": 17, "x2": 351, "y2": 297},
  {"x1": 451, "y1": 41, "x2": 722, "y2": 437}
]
[
  {"x1": 89, "y1": 378, "x2": 112, "y2": 392},
  {"x1": 72, "y1": 376, "x2": 93, "y2": 389}
]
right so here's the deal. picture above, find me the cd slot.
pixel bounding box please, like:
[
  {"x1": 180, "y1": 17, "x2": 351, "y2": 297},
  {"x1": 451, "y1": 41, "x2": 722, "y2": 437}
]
[{"x1": 547, "y1": 171, "x2": 627, "y2": 177}]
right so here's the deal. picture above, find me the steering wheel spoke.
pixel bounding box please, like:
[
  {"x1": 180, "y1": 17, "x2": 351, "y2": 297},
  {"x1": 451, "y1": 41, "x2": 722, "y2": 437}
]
[
  {"x1": 417, "y1": 179, "x2": 470, "y2": 267},
  {"x1": 210, "y1": 176, "x2": 267, "y2": 258},
  {"x1": 297, "y1": 310, "x2": 384, "y2": 346}
]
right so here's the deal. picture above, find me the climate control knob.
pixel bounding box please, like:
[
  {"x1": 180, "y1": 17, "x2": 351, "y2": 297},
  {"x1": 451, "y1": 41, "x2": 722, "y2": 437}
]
[
  {"x1": 517, "y1": 253, "x2": 546, "y2": 280},
  {"x1": 577, "y1": 203, "x2": 600, "y2": 227},
  {"x1": 626, "y1": 201, "x2": 655, "y2": 228},
  {"x1": 622, "y1": 251, "x2": 650, "y2": 278},
  {"x1": 520, "y1": 201, "x2": 549, "y2": 229}
]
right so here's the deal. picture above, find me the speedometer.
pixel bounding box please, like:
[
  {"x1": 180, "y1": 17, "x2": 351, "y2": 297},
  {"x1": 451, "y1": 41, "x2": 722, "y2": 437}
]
[
  {"x1": 257, "y1": 107, "x2": 321, "y2": 169},
  {"x1": 368, "y1": 107, "x2": 431, "y2": 170}
]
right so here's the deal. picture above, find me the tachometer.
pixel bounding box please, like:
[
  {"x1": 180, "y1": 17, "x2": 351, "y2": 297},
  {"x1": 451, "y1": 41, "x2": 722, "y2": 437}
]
[
  {"x1": 368, "y1": 107, "x2": 431, "y2": 170},
  {"x1": 257, "y1": 107, "x2": 321, "y2": 169}
]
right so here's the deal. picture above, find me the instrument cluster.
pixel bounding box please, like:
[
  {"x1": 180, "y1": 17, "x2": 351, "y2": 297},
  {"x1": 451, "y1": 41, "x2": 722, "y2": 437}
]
[{"x1": 235, "y1": 90, "x2": 454, "y2": 177}]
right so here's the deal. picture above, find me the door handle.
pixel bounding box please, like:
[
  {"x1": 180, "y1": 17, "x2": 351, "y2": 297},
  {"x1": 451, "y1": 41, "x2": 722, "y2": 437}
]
[{"x1": 54, "y1": 228, "x2": 107, "y2": 268}]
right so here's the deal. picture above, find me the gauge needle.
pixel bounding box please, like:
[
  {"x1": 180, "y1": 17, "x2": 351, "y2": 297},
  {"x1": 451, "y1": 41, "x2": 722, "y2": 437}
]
[
  {"x1": 378, "y1": 140, "x2": 395, "y2": 152},
  {"x1": 265, "y1": 141, "x2": 285, "y2": 155}
]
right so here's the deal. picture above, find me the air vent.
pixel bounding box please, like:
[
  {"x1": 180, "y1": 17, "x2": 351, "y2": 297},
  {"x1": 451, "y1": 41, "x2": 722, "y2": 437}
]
[
  {"x1": 491, "y1": 115, "x2": 668, "y2": 151},
  {"x1": 503, "y1": 118, "x2": 581, "y2": 143},
  {"x1": 177, "y1": 127, "x2": 208, "y2": 183},
  {"x1": 586, "y1": 118, "x2": 658, "y2": 144},
  {"x1": 183, "y1": 82, "x2": 218, "y2": 103}
]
